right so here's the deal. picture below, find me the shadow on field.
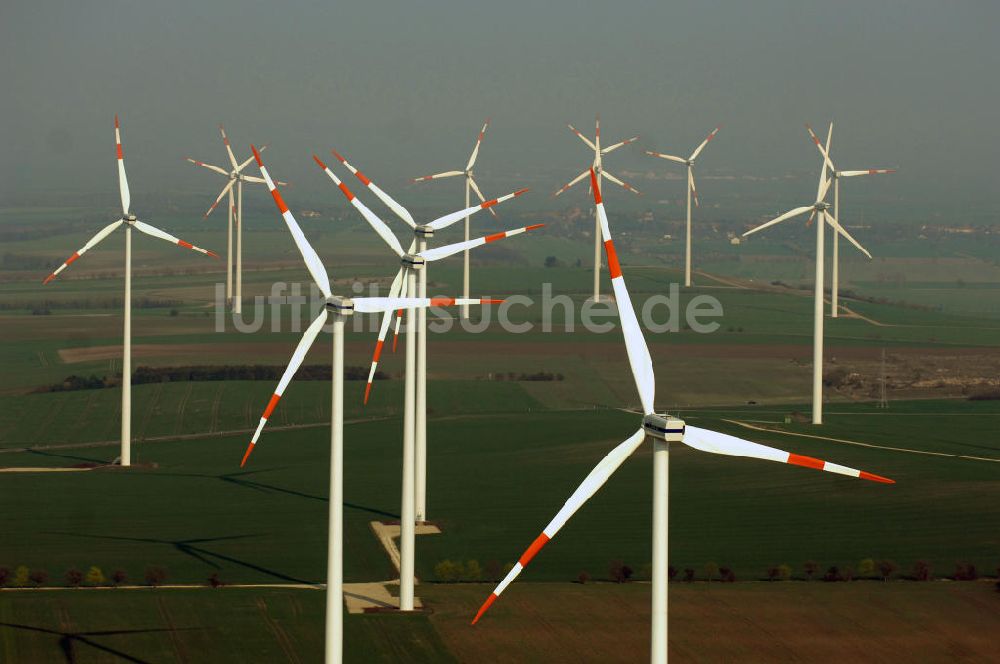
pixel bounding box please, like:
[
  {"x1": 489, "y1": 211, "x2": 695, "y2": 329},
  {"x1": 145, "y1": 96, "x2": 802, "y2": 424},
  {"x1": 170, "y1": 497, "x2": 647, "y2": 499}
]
[
  {"x1": 158, "y1": 468, "x2": 401, "y2": 520},
  {"x1": 26, "y1": 448, "x2": 108, "y2": 464},
  {"x1": 0, "y1": 621, "x2": 196, "y2": 663},
  {"x1": 50, "y1": 532, "x2": 311, "y2": 584}
]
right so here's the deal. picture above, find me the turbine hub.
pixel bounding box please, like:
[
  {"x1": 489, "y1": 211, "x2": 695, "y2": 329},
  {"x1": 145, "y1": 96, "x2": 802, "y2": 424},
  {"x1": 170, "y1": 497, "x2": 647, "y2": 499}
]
[
  {"x1": 415, "y1": 225, "x2": 435, "y2": 239},
  {"x1": 814, "y1": 202, "x2": 830, "y2": 211},
  {"x1": 402, "y1": 253, "x2": 426, "y2": 270},
  {"x1": 325, "y1": 296, "x2": 355, "y2": 315},
  {"x1": 124, "y1": 214, "x2": 137, "y2": 224},
  {"x1": 642, "y1": 414, "x2": 685, "y2": 442}
]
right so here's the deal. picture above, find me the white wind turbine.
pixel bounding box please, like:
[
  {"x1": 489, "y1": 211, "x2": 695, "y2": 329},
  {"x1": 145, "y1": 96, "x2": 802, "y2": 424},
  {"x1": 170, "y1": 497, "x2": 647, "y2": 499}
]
[
  {"x1": 186, "y1": 125, "x2": 286, "y2": 314},
  {"x1": 412, "y1": 119, "x2": 498, "y2": 319},
  {"x1": 803, "y1": 124, "x2": 895, "y2": 317},
  {"x1": 555, "y1": 115, "x2": 640, "y2": 301},
  {"x1": 646, "y1": 126, "x2": 721, "y2": 287},
  {"x1": 239, "y1": 146, "x2": 497, "y2": 664},
  {"x1": 43, "y1": 116, "x2": 218, "y2": 467},
  {"x1": 472, "y1": 170, "x2": 894, "y2": 664},
  {"x1": 314, "y1": 151, "x2": 539, "y2": 612},
  {"x1": 743, "y1": 124, "x2": 874, "y2": 424}
]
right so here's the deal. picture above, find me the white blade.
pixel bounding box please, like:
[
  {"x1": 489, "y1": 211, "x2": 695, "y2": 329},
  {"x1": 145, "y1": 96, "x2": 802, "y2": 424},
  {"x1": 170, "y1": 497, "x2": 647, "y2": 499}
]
[
  {"x1": 241, "y1": 310, "x2": 329, "y2": 467},
  {"x1": 313, "y1": 155, "x2": 404, "y2": 257},
  {"x1": 236, "y1": 144, "x2": 268, "y2": 173},
  {"x1": 418, "y1": 224, "x2": 543, "y2": 262},
  {"x1": 114, "y1": 115, "x2": 130, "y2": 216},
  {"x1": 839, "y1": 168, "x2": 896, "y2": 178},
  {"x1": 683, "y1": 425, "x2": 893, "y2": 483},
  {"x1": 132, "y1": 220, "x2": 219, "y2": 258},
  {"x1": 354, "y1": 296, "x2": 501, "y2": 313},
  {"x1": 43, "y1": 220, "x2": 123, "y2": 284},
  {"x1": 186, "y1": 158, "x2": 228, "y2": 176},
  {"x1": 645, "y1": 150, "x2": 687, "y2": 166},
  {"x1": 816, "y1": 173, "x2": 832, "y2": 203},
  {"x1": 204, "y1": 179, "x2": 238, "y2": 219},
  {"x1": 689, "y1": 168, "x2": 700, "y2": 207},
  {"x1": 426, "y1": 188, "x2": 529, "y2": 231},
  {"x1": 254, "y1": 146, "x2": 331, "y2": 298},
  {"x1": 591, "y1": 170, "x2": 655, "y2": 415},
  {"x1": 806, "y1": 124, "x2": 836, "y2": 173},
  {"x1": 465, "y1": 119, "x2": 490, "y2": 171},
  {"x1": 471, "y1": 428, "x2": 646, "y2": 624},
  {"x1": 601, "y1": 135, "x2": 638, "y2": 155},
  {"x1": 567, "y1": 123, "x2": 596, "y2": 151},
  {"x1": 241, "y1": 175, "x2": 267, "y2": 184},
  {"x1": 823, "y1": 211, "x2": 872, "y2": 259},
  {"x1": 742, "y1": 206, "x2": 813, "y2": 237},
  {"x1": 331, "y1": 150, "x2": 416, "y2": 228},
  {"x1": 824, "y1": 122, "x2": 833, "y2": 161},
  {"x1": 219, "y1": 124, "x2": 239, "y2": 170},
  {"x1": 689, "y1": 125, "x2": 721, "y2": 161},
  {"x1": 468, "y1": 176, "x2": 498, "y2": 219},
  {"x1": 600, "y1": 169, "x2": 641, "y2": 195},
  {"x1": 412, "y1": 170, "x2": 464, "y2": 183},
  {"x1": 554, "y1": 169, "x2": 590, "y2": 197}
]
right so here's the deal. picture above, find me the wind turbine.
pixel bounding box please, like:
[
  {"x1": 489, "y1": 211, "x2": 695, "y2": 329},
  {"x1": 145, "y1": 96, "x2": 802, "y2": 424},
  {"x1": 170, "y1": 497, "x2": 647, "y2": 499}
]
[
  {"x1": 471, "y1": 170, "x2": 894, "y2": 664},
  {"x1": 43, "y1": 116, "x2": 218, "y2": 467},
  {"x1": 314, "y1": 151, "x2": 538, "y2": 611},
  {"x1": 186, "y1": 126, "x2": 286, "y2": 314},
  {"x1": 646, "y1": 126, "x2": 721, "y2": 287},
  {"x1": 239, "y1": 146, "x2": 494, "y2": 664},
  {"x1": 412, "y1": 119, "x2": 497, "y2": 319},
  {"x1": 743, "y1": 125, "x2": 873, "y2": 424},
  {"x1": 555, "y1": 115, "x2": 640, "y2": 301},
  {"x1": 804, "y1": 124, "x2": 895, "y2": 317}
]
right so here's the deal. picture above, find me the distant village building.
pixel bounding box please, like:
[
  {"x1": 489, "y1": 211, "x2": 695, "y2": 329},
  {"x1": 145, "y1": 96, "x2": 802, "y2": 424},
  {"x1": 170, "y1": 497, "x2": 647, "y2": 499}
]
[{"x1": 300, "y1": 210, "x2": 322, "y2": 218}]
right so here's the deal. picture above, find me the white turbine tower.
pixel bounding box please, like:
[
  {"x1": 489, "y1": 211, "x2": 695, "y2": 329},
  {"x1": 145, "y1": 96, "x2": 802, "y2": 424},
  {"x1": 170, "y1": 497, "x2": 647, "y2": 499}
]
[
  {"x1": 646, "y1": 126, "x2": 721, "y2": 287},
  {"x1": 314, "y1": 152, "x2": 538, "y2": 612},
  {"x1": 186, "y1": 126, "x2": 286, "y2": 314},
  {"x1": 472, "y1": 170, "x2": 894, "y2": 664},
  {"x1": 239, "y1": 146, "x2": 497, "y2": 663},
  {"x1": 43, "y1": 116, "x2": 218, "y2": 467},
  {"x1": 803, "y1": 124, "x2": 895, "y2": 317},
  {"x1": 412, "y1": 119, "x2": 498, "y2": 319},
  {"x1": 743, "y1": 124, "x2": 874, "y2": 424},
  {"x1": 555, "y1": 115, "x2": 640, "y2": 301}
]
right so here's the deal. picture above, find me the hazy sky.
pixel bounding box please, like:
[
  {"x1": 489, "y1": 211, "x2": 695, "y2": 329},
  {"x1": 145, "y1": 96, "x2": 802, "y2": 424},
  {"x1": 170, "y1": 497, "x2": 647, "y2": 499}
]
[{"x1": 2, "y1": 0, "x2": 998, "y2": 219}]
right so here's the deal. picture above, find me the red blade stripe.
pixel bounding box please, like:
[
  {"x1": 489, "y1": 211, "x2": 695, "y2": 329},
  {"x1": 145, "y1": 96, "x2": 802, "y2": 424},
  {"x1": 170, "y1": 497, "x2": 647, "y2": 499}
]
[
  {"x1": 589, "y1": 169, "x2": 602, "y2": 203},
  {"x1": 251, "y1": 145, "x2": 264, "y2": 167},
  {"x1": 354, "y1": 170, "x2": 371, "y2": 186},
  {"x1": 262, "y1": 393, "x2": 281, "y2": 420},
  {"x1": 787, "y1": 453, "x2": 825, "y2": 471},
  {"x1": 471, "y1": 593, "x2": 498, "y2": 625},
  {"x1": 312, "y1": 154, "x2": 328, "y2": 170},
  {"x1": 372, "y1": 340, "x2": 384, "y2": 363},
  {"x1": 860, "y1": 471, "x2": 895, "y2": 484},
  {"x1": 363, "y1": 383, "x2": 373, "y2": 405},
  {"x1": 178, "y1": 240, "x2": 193, "y2": 250},
  {"x1": 430, "y1": 297, "x2": 457, "y2": 306},
  {"x1": 270, "y1": 188, "x2": 289, "y2": 214},
  {"x1": 484, "y1": 231, "x2": 506, "y2": 243},
  {"x1": 240, "y1": 443, "x2": 255, "y2": 468},
  {"x1": 604, "y1": 239, "x2": 622, "y2": 279},
  {"x1": 338, "y1": 182, "x2": 355, "y2": 201},
  {"x1": 116, "y1": 143, "x2": 123, "y2": 160},
  {"x1": 514, "y1": 188, "x2": 529, "y2": 197},
  {"x1": 482, "y1": 198, "x2": 499, "y2": 209},
  {"x1": 66, "y1": 252, "x2": 80, "y2": 266},
  {"x1": 518, "y1": 533, "x2": 550, "y2": 566},
  {"x1": 526, "y1": 224, "x2": 545, "y2": 231}
]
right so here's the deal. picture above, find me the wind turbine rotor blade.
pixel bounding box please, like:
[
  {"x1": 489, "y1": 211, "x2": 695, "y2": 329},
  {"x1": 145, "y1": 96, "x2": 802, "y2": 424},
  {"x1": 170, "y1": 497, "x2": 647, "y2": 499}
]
[
  {"x1": 590, "y1": 169, "x2": 655, "y2": 415},
  {"x1": 331, "y1": 150, "x2": 416, "y2": 228},
  {"x1": 824, "y1": 211, "x2": 872, "y2": 259},
  {"x1": 824, "y1": 122, "x2": 833, "y2": 160},
  {"x1": 645, "y1": 150, "x2": 688, "y2": 166},
  {"x1": 468, "y1": 177, "x2": 498, "y2": 218},
  {"x1": 43, "y1": 220, "x2": 123, "y2": 284},
  {"x1": 235, "y1": 144, "x2": 268, "y2": 173},
  {"x1": 683, "y1": 425, "x2": 894, "y2": 483},
  {"x1": 839, "y1": 168, "x2": 897, "y2": 177},
  {"x1": 426, "y1": 188, "x2": 529, "y2": 231},
  {"x1": 412, "y1": 170, "x2": 464, "y2": 183},
  {"x1": 219, "y1": 124, "x2": 239, "y2": 170},
  {"x1": 465, "y1": 118, "x2": 490, "y2": 171},
  {"x1": 253, "y1": 146, "x2": 332, "y2": 298},
  {"x1": 689, "y1": 169, "x2": 700, "y2": 207},
  {"x1": 600, "y1": 169, "x2": 641, "y2": 196},
  {"x1": 241, "y1": 175, "x2": 267, "y2": 184},
  {"x1": 742, "y1": 206, "x2": 813, "y2": 237},
  {"x1": 354, "y1": 296, "x2": 502, "y2": 313},
  {"x1": 186, "y1": 158, "x2": 229, "y2": 176},
  {"x1": 363, "y1": 266, "x2": 406, "y2": 404},
  {"x1": 132, "y1": 220, "x2": 219, "y2": 258},
  {"x1": 241, "y1": 310, "x2": 329, "y2": 467},
  {"x1": 805, "y1": 124, "x2": 837, "y2": 173},
  {"x1": 472, "y1": 427, "x2": 647, "y2": 624},
  {"x1": 567, "y1": 124, "x2": 596, "y2": 151},
  {"x1": 601, "y1": 136, "x2": 638, "y2": 155},
  {"x1": 817, "y1": 173, "x2": 832, "y2": 203},
  {"x1": 554, "y1": 169, "x2": 590, "y2": 197},
  {"x1": 313, "y1": 155, "x2": 405, "y2": 257},
  {"x1": 418, "y1": 223, "x2": 544, "y2": 261},
  {"x1": 689, "y1": 125, "x2": 721, "y2": 161},
  {"x1": 204, "y1": 179, "x2": 238, "y2": 219},
  {"x1": 114, "y1": 115, "x2": 130, "y2": 215}
]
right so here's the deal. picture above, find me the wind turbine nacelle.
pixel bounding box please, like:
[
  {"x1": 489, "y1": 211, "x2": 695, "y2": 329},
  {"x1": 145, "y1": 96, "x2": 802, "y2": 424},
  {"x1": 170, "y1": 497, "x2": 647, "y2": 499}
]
[
  {"x1": 415, "y1": 225, "x2": 435, "y2": 239},
  {"x1": 325, "y1": 296, "x2": 355, "y2": 315},
  {"x1": 643, "y1": 414, "x2": 685, "y2": 442},
  {"x1": 403, "y1": 253, "x2": 426, "y2": 270}
]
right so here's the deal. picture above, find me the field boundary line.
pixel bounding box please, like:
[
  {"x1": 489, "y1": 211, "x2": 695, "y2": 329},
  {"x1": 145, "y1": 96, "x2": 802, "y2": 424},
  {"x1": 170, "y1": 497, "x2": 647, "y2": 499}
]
[{"x1": 721, "y1": 419, "x2": 1000, "y2": 463}]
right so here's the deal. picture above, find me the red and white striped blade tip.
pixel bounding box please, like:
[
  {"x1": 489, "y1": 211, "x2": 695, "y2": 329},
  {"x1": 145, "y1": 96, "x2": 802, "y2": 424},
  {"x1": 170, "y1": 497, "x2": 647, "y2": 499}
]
[
  {"x1": 363, "y1": 383, "x2": 373, "y2": 405},
  {"x1": 471, "y1": 594, "x2": 497, "y2": 625},
  {"x1": 240, "y1": 442, "x2": 255, "y2": 467},
  {"x1": 251, "y1": 144, "x2": 263, "y2": 167},
  {"x1": 313, "y1": 154, "x2": 328, "y2": 170}
]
